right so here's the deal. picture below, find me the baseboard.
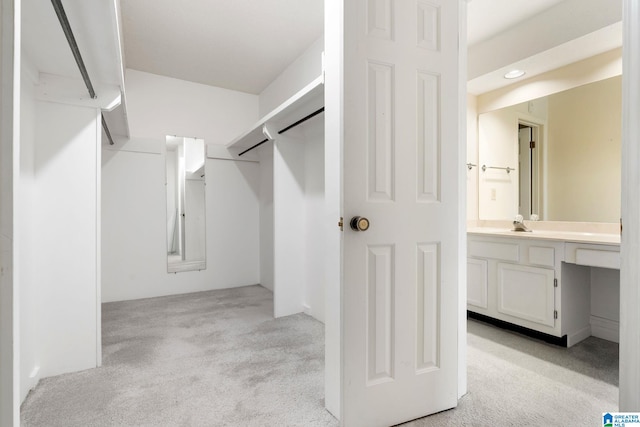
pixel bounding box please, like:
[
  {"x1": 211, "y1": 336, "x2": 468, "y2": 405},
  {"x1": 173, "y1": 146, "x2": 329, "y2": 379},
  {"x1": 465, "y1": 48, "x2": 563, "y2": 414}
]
[
  {"x1": 21, "y1": 366, "x2": 41, "y2": 404},
  {"x1": 303, "y1": 303, "x2": 311, "y2": 315},
  {"x1": 590, "y1": 315, "x2": 619, "y2": 343},
  {"x1": 567, "y1": 326, "x2": 592, "y2": 347},
  {"x1": 467, "y1": 311, "x2": 567, "y2": 347}
]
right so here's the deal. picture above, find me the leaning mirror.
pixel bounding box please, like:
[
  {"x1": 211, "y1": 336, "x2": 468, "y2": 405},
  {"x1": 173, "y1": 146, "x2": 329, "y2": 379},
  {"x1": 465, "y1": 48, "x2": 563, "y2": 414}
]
[{"x1": 165, "y1": 136, "x2": 206, "y2": 273}]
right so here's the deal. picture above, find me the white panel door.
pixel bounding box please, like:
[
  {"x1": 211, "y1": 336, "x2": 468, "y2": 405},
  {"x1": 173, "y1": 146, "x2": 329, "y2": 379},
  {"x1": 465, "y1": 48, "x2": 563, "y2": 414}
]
[
  {"x1": 467, "y1": 258, "x2": 488, "y2": 309},
  {"x1": 342, "y1": 0, "x2": 460, "y2": 425},
  {"x1": 497, "y1": 263, "x2": 555, "y2": 327}
]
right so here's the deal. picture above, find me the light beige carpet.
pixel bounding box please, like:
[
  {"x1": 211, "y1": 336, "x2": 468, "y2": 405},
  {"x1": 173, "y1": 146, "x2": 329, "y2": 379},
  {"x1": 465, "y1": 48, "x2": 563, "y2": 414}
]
[{"x1": 21, "y1": 285, "x2": 618, "y2": 426}]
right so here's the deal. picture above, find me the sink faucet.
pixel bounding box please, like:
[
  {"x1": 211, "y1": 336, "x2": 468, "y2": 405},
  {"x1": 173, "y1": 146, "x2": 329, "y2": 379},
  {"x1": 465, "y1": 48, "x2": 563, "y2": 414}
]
[{"x1": 512, "y1": 215, "x2": 532, "y2": 232}]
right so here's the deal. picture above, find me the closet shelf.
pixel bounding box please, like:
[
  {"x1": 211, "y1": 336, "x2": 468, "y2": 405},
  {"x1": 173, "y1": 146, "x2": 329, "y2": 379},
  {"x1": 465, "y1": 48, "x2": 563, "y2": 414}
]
[{"x1": 227, "y1": 75, "x2": 324, "y2": 151}]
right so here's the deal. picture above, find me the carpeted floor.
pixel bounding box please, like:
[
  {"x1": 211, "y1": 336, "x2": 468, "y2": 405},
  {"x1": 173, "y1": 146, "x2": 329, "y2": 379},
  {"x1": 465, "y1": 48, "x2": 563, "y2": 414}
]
[
  {"x1": 403, "y1": 319, "x2": 618, "y2": 426},
  {"x1": 20, "y1": 285, "x2": 618, "y2": 426}
]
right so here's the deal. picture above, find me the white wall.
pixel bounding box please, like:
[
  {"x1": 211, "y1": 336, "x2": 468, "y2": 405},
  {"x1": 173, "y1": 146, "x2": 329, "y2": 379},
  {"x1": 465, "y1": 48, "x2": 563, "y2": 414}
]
[
  {"x1": 254, "y1": 35, "x2": 326, "y2": 318},
  {"x1": 259, "y1": 36, "x2": 323, "y2": 117},
  {"x1": 184, "y1": 178, "x2": 206, "y2": 262},
  {"x1": 270, "y1": 119, "x2": 326, "y2": 320},
  {"x1": 102, "y1": 70, "x2": 260, "y2": 302},
  {"x1": 34, "y1": 101, "x2": 101, "y2": 379},
  {"x1": 273, "y1": 135, "x2": 307, "y2": 318},
  {"x1": 102, "y1": 147, "x2": 260, "y2": 301},
  {"x1": 258, "y1": 143, "x2": 274, "y2": 292},
  {"x1": 256, "y1": 118, "x2": 325, "y2": 321},
  {"x1": 126, "y1": 69, "x2": 258, "y2": 145},
  {"x1": 302, "y1": 118, "x2": 325, "y2": 322},
  {"x1": 166, "y1": 149, "x2": 177, "y2": 250},
  {"x1": 19, "y1": 54, "x2": 37, "y2": 401},
  {"x1": 590, "y1": 267, "x2": 620, "y2": 342}
]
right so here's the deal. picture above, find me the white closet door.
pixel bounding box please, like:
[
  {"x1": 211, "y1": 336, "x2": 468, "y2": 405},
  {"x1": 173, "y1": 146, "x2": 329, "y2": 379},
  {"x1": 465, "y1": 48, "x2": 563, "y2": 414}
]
[{"x1": 341, "y1": 0, "x2": 461, "y2": 425}]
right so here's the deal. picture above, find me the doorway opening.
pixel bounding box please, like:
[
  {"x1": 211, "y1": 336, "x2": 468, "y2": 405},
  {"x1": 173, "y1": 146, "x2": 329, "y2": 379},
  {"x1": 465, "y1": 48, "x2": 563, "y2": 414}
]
[{"x1": 517, "y1": 120, "x2": 542, "y2": 220}]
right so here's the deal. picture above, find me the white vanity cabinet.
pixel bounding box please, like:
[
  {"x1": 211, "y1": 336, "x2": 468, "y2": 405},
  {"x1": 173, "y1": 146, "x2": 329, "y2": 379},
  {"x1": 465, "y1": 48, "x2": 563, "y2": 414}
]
[
  {"x1": 497, "y1": 263, "x2": 556, "y2": 328},
  {"x1": 467, "y1": 226, "x2": 621, "y2": 346},
  {"x1": 468, "y1": 235, "x2": 567, "y2": 339}
]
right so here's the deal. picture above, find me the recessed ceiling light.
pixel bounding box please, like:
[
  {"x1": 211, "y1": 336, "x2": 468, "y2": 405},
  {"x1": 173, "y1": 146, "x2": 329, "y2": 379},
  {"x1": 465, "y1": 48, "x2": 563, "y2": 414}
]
[{"x1": 504, "y1": 69, "x2": 526, "y2": 79}]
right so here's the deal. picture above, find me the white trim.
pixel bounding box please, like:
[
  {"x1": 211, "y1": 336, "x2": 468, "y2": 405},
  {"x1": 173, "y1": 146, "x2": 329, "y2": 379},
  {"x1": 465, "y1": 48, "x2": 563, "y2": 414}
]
[
  {"x1": 105, "y1": 136, "x2": 163, "y2": 155},
  {"x1": 206, "y1": 144, "x2": 259, "y2": 163},
  {"x1": 567, "y1": 326, "x2": 592, "y2": 347},
  {"x1": 323, "y1": 0, "x2": 343, "y2": 419},
  {"x1": 590, "y1": 315, "x2": 619, "y2": 343},
  {"x1": 35, "y1": 73, "x2": 121, "y2": 110},
  {"x1": 95, "y1": 108, "x2": 102, "y2": 367},
  {"x1": 0, "y1": 0, "x2": 20, "y2": 424},
  {"x1": 620, "y1": 0, "x2": 640, "y2": 411},
  {"x1": 458, "y1": 0, "x2": 469, "y2": 400}
]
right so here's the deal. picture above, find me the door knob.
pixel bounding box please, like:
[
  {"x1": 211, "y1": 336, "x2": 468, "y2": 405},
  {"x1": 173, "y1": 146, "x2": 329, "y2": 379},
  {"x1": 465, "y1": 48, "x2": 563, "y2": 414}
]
[{"x1": 350, "y1": 216, "x2": 370, "y2": 232}]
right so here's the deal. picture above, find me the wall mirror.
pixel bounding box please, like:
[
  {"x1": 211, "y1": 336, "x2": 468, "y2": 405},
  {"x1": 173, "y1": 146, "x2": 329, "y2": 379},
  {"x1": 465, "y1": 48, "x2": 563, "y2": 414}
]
[
  {"x1": 478, "y1": 75, "x2": 621, "y2": 223},
  {"x1": 165, "y1": 136, "x2": 206, "y2": 273}
]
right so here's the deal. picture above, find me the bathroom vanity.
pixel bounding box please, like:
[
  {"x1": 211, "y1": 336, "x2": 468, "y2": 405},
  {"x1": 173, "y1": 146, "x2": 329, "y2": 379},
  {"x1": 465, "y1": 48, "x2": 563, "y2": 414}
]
[{"x1": 467, "y1": 222, "x2": 620, "y2": 347}]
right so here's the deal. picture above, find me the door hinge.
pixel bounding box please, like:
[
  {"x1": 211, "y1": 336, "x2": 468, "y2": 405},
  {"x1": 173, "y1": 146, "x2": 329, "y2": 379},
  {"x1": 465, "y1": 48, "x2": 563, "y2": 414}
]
[
  {"x1": 530, "y1": 140, "x2": 536, "y2": 149},
  {"x1": 554, "y1": 310, "x2": 558, "y2": 319},
  {"x1": 554, "y1": 278, "x2": 558, "y2": 288},
  {"x1": 338, "y1": 217, "x2": 344, "y2": 231}
]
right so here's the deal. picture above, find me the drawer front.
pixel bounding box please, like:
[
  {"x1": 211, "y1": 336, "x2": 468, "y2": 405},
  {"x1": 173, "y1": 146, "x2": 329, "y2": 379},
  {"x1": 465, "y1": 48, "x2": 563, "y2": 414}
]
[
  {"x1": 497, "y1": 263, "x2": 555, "y2": 327},
  {"x1": 468, "y1": 241, "x2": 519, "y2": 262},
  {"x1": 575, "y1": 249, "x2": 620, "y2": 269},
  {"x1": 528, "y1": 246, "x2": 555, "y2": 267}
]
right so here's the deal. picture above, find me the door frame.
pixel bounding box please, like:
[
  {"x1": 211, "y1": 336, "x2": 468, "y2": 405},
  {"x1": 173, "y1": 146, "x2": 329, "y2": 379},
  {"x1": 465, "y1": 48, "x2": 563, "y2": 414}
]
[
  {"x1": 1, "y1": 0, "x2": 20, "y2": 425},
  {"x1": 516, "y1": 116, "x2": 544, "y2": 219},
  {"x1": 619, "y1": 0, "x2": 640, "y2": 411}
]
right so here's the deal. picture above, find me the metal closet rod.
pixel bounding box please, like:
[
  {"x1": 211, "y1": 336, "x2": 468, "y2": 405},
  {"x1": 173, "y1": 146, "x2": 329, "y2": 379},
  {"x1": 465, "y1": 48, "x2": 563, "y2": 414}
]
[
  {"x1": 51, "y1": 0, "x2": 115, "y2": 145},
  {"x1": 238, "y1": 107, "x2": 325, "y2": 156}
]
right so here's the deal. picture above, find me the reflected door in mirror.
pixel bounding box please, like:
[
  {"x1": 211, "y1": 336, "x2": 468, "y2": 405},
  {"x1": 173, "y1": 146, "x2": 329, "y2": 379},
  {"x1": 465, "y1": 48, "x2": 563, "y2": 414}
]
[{"x1": 166, "y1": 136, "x2": 206, "y2": 273}]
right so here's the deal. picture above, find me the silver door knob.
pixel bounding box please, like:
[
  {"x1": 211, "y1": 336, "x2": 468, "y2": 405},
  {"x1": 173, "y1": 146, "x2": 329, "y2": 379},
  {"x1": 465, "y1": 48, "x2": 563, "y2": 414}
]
[{"x1": 350, "y1": 216, "x2": 370, "y2": 232}]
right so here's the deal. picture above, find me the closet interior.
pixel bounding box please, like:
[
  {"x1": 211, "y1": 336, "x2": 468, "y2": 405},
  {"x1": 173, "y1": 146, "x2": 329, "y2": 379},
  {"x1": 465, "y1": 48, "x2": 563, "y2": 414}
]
[{"x1": 208, "y1": 74, "x2": 327, "y2": 321}]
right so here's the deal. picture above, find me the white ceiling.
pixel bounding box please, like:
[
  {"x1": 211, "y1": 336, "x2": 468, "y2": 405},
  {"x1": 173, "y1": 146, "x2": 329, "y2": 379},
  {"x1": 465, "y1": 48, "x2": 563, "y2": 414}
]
[
  {"x1": 119, "y1": 0, "x2": 622, "y2": 96},
  {"x1": 120, "y1": 0, "x2": 324, "y2": 95},
  {"x1": 467, "y1": 0, "x2": 566, "y2": 46},
  {"x1": 467, "y1": 0, "x2": 622, "y2": 94}
]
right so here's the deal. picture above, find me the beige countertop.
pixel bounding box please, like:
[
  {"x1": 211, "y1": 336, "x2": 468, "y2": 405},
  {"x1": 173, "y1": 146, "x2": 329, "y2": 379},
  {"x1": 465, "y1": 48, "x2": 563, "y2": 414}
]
[{"x1": 467, "y1": 220, "x2": 620, "y2": 246}]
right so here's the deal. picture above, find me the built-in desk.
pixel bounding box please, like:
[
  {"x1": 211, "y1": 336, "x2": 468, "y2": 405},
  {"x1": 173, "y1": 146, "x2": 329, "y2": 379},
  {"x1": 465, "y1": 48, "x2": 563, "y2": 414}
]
[{"x1": 467, "y1": 221, "x2": 620, "y2": 347}]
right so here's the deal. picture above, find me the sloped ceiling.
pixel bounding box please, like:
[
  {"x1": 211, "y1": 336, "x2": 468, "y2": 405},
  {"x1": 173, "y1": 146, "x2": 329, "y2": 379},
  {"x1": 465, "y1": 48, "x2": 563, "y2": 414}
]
[{"x1": 120, "y1": 0, "x2": 324, "y2": 95}]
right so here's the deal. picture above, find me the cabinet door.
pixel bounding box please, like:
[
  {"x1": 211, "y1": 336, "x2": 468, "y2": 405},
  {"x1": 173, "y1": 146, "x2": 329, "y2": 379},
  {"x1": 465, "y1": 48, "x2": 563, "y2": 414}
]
[
  {"x1": 467, "y1": 258, "x2": 488, "y2": 309},
  {"x1": 497, "y1": 263, "x2": 555, "y2": 327}
]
